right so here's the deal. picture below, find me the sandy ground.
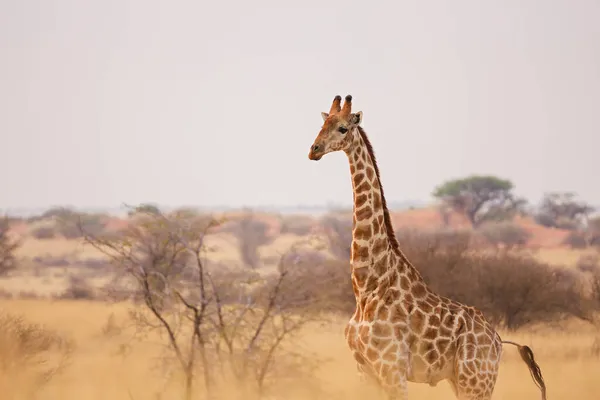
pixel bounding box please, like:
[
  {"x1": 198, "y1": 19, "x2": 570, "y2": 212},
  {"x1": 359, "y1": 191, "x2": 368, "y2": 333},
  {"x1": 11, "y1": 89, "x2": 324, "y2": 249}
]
[{"x1": 0, "y1": 299, "x2": 598, "y2": 400}]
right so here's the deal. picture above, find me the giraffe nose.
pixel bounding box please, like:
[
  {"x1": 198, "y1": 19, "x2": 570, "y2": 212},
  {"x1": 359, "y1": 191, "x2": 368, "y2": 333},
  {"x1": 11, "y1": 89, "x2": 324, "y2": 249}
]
[{"x1": 309, "y1": 143, "x2": 323, "y2": 160}]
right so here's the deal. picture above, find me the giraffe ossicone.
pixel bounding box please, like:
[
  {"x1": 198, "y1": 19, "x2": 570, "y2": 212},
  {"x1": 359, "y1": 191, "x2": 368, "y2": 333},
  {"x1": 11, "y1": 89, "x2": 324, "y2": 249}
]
[{"x1": 308, "y1": 95, "x2": 547, "y2": 400}]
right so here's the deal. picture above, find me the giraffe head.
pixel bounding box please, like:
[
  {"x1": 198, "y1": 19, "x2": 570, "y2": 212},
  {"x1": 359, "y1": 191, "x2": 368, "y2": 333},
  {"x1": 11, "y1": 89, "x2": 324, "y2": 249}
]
[{"x1": 308, "y1": 94, "x2": 363, "y2": 161}]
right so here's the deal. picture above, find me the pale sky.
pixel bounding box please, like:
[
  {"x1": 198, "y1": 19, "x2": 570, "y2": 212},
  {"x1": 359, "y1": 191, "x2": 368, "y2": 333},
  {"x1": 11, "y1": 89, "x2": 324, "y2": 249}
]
[{"x1": 1, "y1": 0, "x2": 599, "y2": 211}]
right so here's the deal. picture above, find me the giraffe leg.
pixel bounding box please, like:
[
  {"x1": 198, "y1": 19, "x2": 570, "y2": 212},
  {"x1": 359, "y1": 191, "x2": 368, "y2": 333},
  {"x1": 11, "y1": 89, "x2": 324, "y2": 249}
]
[{"x1": 380, "y1": 373, "x2": 408, "y2": 400}]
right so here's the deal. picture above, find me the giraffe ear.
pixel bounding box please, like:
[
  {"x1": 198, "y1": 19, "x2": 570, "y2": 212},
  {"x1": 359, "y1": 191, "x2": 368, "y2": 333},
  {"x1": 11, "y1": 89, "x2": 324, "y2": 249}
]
[
  {"x1": 352, "y1": 111, "x2": 363, "y2": 125},
  {"x1": 321, "y1": 112, "x2": 329, "y2": 122}
]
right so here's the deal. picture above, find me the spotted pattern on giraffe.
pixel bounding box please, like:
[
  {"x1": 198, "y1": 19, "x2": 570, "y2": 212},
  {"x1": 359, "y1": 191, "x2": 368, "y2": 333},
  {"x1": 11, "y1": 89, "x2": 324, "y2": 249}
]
[{"x1": 309, "y1": 95, "x2": 547, "y2": 400}]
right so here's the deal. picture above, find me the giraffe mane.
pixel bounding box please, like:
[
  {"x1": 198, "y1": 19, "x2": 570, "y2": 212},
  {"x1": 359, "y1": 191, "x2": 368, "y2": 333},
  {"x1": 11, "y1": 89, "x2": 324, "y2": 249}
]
[{"x1": 356, "y1": 126, "x2": 401, "y2": 255}]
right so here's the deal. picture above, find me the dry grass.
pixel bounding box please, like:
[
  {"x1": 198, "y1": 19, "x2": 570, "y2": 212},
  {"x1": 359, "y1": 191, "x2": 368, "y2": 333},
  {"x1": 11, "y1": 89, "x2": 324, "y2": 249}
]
[
  {"x1": 0, "y1": 299, "x2": 598, "y2": 400},
  {"x1": 534, "y1": 247, "x2": 596, "y2": 267}
]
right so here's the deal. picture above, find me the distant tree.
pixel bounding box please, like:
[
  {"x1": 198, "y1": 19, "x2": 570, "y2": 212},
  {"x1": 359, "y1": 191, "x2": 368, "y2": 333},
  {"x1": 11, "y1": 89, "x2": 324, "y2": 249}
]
[
  {"x1": 127, "y1": 203, "x2": 161, "y2": 217},
  {"x1": 534, "y1": 192, "x2": 595, "y2": 230},
  {"x1": 432, "y1": 175, "x2": 526, "y2": 228},
  {"x1": 230, "y1": 210, "x2": 272, "y2": 269},
  {"x1": 0, "y1": 217, "x2": 20, "y2": 275}
]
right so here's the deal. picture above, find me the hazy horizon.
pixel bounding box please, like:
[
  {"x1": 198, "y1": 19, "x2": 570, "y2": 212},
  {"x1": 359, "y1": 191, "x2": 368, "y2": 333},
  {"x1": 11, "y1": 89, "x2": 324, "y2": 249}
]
[{"x1": 2, "y1": 1, "x2": 599, "y2": 211}]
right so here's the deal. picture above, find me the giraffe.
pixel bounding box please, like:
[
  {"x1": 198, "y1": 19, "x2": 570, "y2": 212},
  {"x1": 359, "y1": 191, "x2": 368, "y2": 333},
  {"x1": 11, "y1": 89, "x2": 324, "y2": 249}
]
[{"x1": 307, "y1": 95, "x2": 547, "y2": 400}]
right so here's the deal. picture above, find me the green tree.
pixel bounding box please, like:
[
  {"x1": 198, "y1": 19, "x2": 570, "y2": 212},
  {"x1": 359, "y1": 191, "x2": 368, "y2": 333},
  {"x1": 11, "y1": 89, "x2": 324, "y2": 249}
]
[{"x1": 432, "y1": 175, "x2": 526, "y2": 228}]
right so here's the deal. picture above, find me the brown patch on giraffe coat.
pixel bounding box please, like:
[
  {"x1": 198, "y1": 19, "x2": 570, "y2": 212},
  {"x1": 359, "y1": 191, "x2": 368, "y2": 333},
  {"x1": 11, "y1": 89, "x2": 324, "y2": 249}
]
[
  {"x1": 352, "y1": 243, "x2": 369, "y2": 262},
  {"x1": 376, "y1": 303, "x2": 389, "y2": 320},
  {"x1": 363, "y1": 299, "x2": 378, "y2": 321},
  {"x1": 411, "y1": 282, "x2": 427, "y2": 299},
  {"x1": 409, "y1": 309, "x2": 426, "y2": 334},
  {"x1": 354, "y1": 223, "x2": 371, "y2": 240},
  {"x1": 353, "y1": 267, "x2": 369, "y2": 288},
  {"x1": 478, "y1": 334, "x2": 492, "y2": 346},
  {"x1": 372, "y1": 217, "x2": 381, "y2": 234},
  {"x1": 428, "y1": 314, "x2": 441, "y2": 329},
  {"x1": 353, "y1": 351, "x2": 366, "y2": 365},
  {"x1": 355, "y1": 181, "x2": 370, "y2": 193},
  {"x1": 418, "y1": 300, "x2": 433, "y2": 314},
  {"x1": 350, "y1": 164, "x2": 356, "y2": 174},
  {"x1": 423, "y1": 326, "x2": 438, "y2": 341},
  {"x1": 381, "y1": 288, "x2": 400, "y2": 306},
  {"x1": 372, "y1": 237, "x2": 388, "y2": 254},
  {"x1": 419, "y1": 340, "x2": 434, "y2": 355},
  {"x1": 355, "y1": 193, "x2": 368, "y2": 208},
  {"x1": 406, "y1": 267, "x2": 419, "y2": 282},
  {"x1": 373, "y1": 255, "x2": 387, "y2": 275},
  {"x1": 371, "y1": 337, "x2": 391, "y2": 350},
  {"x1": 373, "y1": 192, "x2": 382, "y2": 211},
  {"x1": 366, "y1": 347, "x2": 378, "y2": 362},
  {"x1": 356, "y1": 206, "x2": 373, "y2": 221},
  {"x1": 436, "y1": 338, "x2": 451, "y2": 354},
  {"x1": 425, "y1": 350, "x2": 438, "y2": 364},
  {"x1": 358, "y1": 325, "x2": 370, "y2": 342},
  {"x1": 390, "y1": 303, "x2": 407, "y2": 323},
  {"x1": 400, "y1": 275, "x2": 411, "y2": 291},
  {"x1": 372, "y1": 321, "x2": 392, "y2": 337},
  {"x1": 365, "y1": 275, "x2": 378, "y2": 292},
  {"x1": 366, "y1": 166, "x2": 375, "y2": 180},
  {"x1": 353, "y1": 173, "x2": 365, "y2": 187}
]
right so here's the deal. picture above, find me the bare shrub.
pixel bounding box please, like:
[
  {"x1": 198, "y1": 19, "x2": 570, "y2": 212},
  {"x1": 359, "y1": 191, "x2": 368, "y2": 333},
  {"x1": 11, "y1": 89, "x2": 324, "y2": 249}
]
[
  {"x1": 30, "y1": 225, "x2": 57, "y2": 240},
  {"x1": 59, "y1": 275, "x2": 96, "y2": 300},
  {"x1": 534, "y1": 192, "x2": 594, "y2": 230},
  {"x1": 32, "y1": 255, "x2": 71, "y2": 267},
  {"x1": 0, "y1": 313, "x2": 73, "y2": 397},
  {"x1": 59, "y1": 213, "x2": 107, "y2": 239},
  {"x1": 228, "y1": 210, "x2": 273, "y2": 269},
  {"x1": 320, "y1": 213, "x2": 352, "y2": 260},
  {"x1": 0, "y1": 217, "x2": 20, "y2": 275},
  {"x1": 477, "y1": 221, "x2": 531, "y2": 249},
  {"x1": 397, "y1": 229, "x2": 591, "y2": 330},
  {"x1": 279, "y1": 214, "x2": 315, "y2": 236},
  {"x1": 563, "y1": 231, "x2": 589, "y2": 249},
  {"x1": 80, "y1": 207, "x2": 322, "y2": 399}
]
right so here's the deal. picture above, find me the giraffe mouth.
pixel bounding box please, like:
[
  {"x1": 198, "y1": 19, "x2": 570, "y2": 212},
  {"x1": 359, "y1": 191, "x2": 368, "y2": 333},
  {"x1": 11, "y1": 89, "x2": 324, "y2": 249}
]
[{"x1": 308, "y1": 150, "x2": 323, "y2": 161}]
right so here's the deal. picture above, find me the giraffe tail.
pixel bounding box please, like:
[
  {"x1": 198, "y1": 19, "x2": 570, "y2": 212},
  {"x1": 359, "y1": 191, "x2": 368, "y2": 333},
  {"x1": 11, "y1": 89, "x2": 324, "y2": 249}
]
[{"x1": 502, "y1": 340, "x2": 547, "y2": 400}]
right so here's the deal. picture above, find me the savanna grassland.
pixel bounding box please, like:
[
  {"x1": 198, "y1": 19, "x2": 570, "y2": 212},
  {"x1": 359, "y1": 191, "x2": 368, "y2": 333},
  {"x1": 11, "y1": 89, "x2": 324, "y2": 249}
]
[{"x1": 1, "y1": 203, "x2": 600, "y2": 399}]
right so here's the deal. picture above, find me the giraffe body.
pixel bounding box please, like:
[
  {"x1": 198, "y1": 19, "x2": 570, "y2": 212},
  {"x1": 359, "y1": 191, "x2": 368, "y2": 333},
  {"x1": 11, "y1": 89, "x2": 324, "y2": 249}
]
[{"x1": 308, "y1": 95, "x2": 546, "y2": 400}]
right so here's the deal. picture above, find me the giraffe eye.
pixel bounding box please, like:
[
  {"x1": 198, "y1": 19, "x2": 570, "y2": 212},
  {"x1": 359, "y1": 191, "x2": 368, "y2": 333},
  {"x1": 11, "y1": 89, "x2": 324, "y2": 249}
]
[{"x1": 338, "y1": 126, "x2": 348, "y2": 134}]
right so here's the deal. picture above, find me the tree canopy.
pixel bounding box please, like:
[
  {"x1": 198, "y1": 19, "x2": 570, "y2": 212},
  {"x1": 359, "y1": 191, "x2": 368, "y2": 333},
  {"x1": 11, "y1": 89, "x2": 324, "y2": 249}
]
[
  {"x1": 433, "y1": 175, "x2": 525, "y2": 228},
  {"x1": 534, "y1": 192, "x2": 595, "y2": 230}
]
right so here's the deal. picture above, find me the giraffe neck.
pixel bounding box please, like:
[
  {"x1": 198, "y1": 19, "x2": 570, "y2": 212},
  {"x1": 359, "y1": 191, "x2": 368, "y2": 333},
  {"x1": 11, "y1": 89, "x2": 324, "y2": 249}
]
[
  {"x1": 345, "y1": 127, "x2": 425, "y2": 297},
  {"x1": 345, "y1": 127, "x2": 396, "y2": 268}
]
